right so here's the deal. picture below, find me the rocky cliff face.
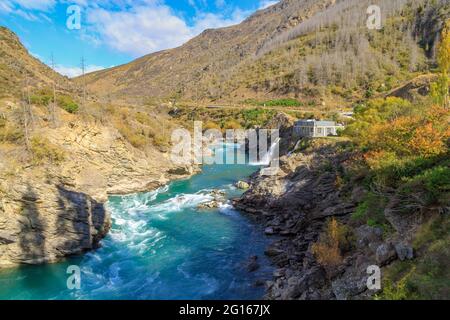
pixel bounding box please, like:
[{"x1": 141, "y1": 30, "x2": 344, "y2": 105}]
[
  {"x1": 0, "y1": 179, "x2": 110, "y2": 267},
  {"x1": 0, "y1": 102, "x2": 197, "y2": 268},
  {"x1": 234, "y1": 124, "x2": 421, "y2": 300}
]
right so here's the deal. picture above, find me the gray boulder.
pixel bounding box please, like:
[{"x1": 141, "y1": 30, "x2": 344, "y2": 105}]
[
  {"x1": 376, "y1": 243, "x2": 397, "y2": 265},
  {"x1": 395, "y1": 243, "x2": 414, "y2": 261}
]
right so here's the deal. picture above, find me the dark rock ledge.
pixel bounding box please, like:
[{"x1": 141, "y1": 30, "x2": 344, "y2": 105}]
[{"x1": 234, "y1": 139, "x2": 417, "y2": 300}]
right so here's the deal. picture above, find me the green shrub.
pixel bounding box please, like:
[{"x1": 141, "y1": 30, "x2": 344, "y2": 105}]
[
  {"x1": 259, "y1": 98, "x2": 302, "y2": 107},
  {"x1": 402, "y1": 165, "x2": 450, "y2": 207},
  {"x1": 57, "y1": 95, "x2": 79, "y2": 114},
  {"x1": 242, "y1": 108, "x2": 276, "y2": 128},
  {"x1": 378, "y1": 215, "x2": 450, "y2": 300},
  {"x1": 351, "y1": 192, "x2": 391, "y2": 232},
  {"x1": 376, "y1": 268, "x2": 415, "y2": 300},
  {"x1": 30, "y1": 89, "x2": 52, "y2": 106},
  {"x1": 30, "y1": 136, "x2": 65, "y2": 164},
  {"x1": 414, "y1": 214, "x2": 450, "y2": 249},
  {"x1": 352, "y1": 201, "x2": 369, "y2": 221},
  {"x1": 418, "y1": 166, "x2": 450, "y2": 204}
]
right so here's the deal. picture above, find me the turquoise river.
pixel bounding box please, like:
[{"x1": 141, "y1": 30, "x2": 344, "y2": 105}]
[{"x1": 0, "y1": 144, "x2": 274, "y2": 300}]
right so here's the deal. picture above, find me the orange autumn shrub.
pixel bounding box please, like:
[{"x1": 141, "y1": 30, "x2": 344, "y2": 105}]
[
  {"x1": 312, "y1": 235, "x2": 341, "y2": 271},
  {"x1": 364, "y1": 105, "x2": 449, "y2": 159},
  {"x1": 359, "y1": 105, "x2": 449, "y2": 186},
  {"x1": 312, "y1": 218, "x2": 354, "y2": 272},
  {"x1": 425, "y1": 105, "x2": 450, "y2": 123},
  {"x1": 409, "y1": 122, "x2": 449, "y2": 157},
  {"x1": 369, "y1": 116, "x2": 419, "y2": 157}
]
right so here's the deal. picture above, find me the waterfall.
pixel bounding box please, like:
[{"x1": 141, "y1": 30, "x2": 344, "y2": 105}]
[
  {"x1": 288, "y1": 139, "x2": 303, "y2": 156},
  {"x1": 250, "y1": 137, "x2": 281, "y2": 166}
]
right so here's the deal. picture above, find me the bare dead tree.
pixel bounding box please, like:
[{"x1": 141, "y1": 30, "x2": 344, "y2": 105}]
[
  {"x1": 22, "y1": 76, "x2": 32, "y2": 151},
  {"x1": 25, "y1": 74, "x2": 34, "y2": 126},
  {"x1": 257, "y1": 0, "x2": 418, "y2": 56},
  {"x1": 50, "y1": 53, "x2": 58, "y2": 127},
  {"x1": 81, "y1": 56, "x2": 86, "y2": 114}
]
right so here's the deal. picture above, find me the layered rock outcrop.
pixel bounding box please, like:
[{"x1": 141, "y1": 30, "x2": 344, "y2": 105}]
[
  {"x1": 0, "y1": 118, "x2": 197, "y2": 268},
  {"x1": 0, "y1": 181, "x2": 110, "y2": 267},
  {"x1": 235, "y1": 133, "x2": 420, "y2": 300}
]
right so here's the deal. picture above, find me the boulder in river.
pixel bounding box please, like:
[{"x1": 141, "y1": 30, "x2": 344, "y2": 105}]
[
  {"x1": 236, "y1": 181, "x2": 250, "y2": 190},
  {"x1": 197, "y1": 201, "x2": 221, "y2": 210}
]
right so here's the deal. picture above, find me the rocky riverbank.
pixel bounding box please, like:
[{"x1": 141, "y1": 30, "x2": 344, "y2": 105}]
[
  {"x1": 0, "y1": 116, "x2": 198, "y2": 269},
  {"x1": 234, "y1": 127, "x2": 427, "y2": 300}
]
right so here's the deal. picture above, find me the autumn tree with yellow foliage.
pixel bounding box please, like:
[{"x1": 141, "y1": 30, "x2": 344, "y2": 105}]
[
  {"x1": 312, "y1": 218, "x2": 354, "y2": 275},
  {"x1": 432, "y1": 19, "x2": 450, "y2": 108}
]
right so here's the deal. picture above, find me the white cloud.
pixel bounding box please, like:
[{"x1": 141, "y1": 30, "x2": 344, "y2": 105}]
[
  {"x1": 1, "y1": 0, "x2": 265, "y2": 56},
  {"x1": 191, "y1": 8, "x2": 250, "y2": 34},
  {"x1": 0, "y1": 2, "x2": 13, "y2": 13},
  {"x1": 54, "y1": 64, "x2": 107, "y2": 78},
  {"x1": 11, "y1": 0, "x2": 56, "y2": 11},
  {"x1": 87, "y1": 4, "x2": 193, "y2": 57},
  {"x1": 14, "y1": 9, "x2": 39, "y2": 21},
  {"x1": 259, "y1": 0, "x2": 279, "y2": 10},
  {"x1": 30, "y1": 51, "x2": 107, "y2": 78},
  {"x1": 0, "y1": 0, "x2": 55, "y2": 20},
  {"x1": 85, "y1": 2, "x2": 252, "y2": 57}
]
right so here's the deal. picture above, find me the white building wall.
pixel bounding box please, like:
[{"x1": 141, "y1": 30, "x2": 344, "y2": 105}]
[{"x1": 294, "y1": 125, "x2": 339, "y2": 137}]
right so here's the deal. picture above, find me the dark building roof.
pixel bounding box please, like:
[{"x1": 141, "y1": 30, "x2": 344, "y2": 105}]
[{"x1": 295, "y1": 120, "x2": 337, "y2": 127}]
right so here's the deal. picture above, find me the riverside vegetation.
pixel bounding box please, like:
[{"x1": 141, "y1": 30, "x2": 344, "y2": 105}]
[
  {"x1": 0, "y1": 0, "x2": 449, "y2": 300},
  {"x1": 235, "y1": 20, "x2": 450, "y2": 300}
]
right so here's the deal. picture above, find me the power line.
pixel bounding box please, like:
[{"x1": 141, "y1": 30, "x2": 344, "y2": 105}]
[
  {"x1": 81, "y1": 56, "x2": 86, "y2": 113},
  {"x1": 50, "y1": 52, "x2": 57, "y2": 126}
]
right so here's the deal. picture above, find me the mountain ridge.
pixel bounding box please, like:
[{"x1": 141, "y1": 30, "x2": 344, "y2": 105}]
[
  {"x1": 77, "y1": 0, "x2": 449, "y2": 106},
  {"x1": 76, "y1": 0, "x2": 338, "y2": 103},
  {"x1": 0, "y1": 26, "x2": 74, "y2": 99}
]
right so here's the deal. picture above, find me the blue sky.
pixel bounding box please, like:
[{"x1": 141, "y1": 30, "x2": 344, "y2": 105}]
[{"x1": 0, "y1": 0, "x2": 278, "y2": 77}]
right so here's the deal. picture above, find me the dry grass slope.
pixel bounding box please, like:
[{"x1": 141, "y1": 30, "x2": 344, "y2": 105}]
[{"x1": 78, "y1": 0, "x2": 449, "y2": 107}]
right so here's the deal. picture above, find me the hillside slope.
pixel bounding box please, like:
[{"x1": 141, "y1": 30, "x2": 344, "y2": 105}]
[
  {"x1": 78, "y1": 0, "x2": 339, "y2": 102},
  {"x1": 0, "y1": 27, "x2": 74, "y2": 99},
  {"x1": 80, "y1": 0, "x2": 449, "y2": 106}
]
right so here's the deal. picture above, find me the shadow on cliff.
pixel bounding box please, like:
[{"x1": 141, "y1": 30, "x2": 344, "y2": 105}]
[
  {"x1": 18, "y1": 185, "x2": 46, "y2": 264},
  {"x1": 14, "y1": 184, "x2": 108, "y2": 294},
  {"x1": 17, "y1": 184, "x2": 48, "y2": 290},
  {"x1": 55, "y1": 185, "x2": 108, "y2": 256}
]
